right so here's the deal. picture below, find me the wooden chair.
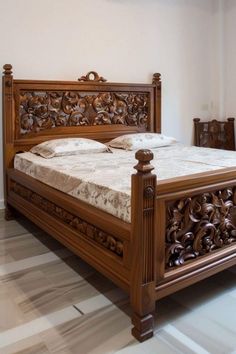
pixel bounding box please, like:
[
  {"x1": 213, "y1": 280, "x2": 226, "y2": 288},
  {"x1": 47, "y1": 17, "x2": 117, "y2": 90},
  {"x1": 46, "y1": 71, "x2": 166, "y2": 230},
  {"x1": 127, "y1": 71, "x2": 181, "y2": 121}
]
[{"x1": 193, "y1": 118, "x2": 235, "y2": 150}]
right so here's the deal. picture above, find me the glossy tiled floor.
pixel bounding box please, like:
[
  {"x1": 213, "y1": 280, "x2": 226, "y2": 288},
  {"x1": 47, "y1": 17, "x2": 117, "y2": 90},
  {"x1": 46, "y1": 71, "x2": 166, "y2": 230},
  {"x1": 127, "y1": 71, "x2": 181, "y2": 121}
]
[{"x1": 0, "y1": 212, "x2": 236, "y2": 354}]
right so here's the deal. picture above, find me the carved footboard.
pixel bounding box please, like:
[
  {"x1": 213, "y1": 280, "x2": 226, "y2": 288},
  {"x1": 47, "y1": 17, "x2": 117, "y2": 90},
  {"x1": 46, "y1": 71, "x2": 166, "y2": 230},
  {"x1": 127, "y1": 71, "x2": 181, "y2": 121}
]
[
  {"x1": 155, "y1": 170, "x2": 236, "y2": 299},
  {"x1": 130, "y1": 150, "x2": 236, "y2": 341},
  {"x1": 165, "y1": 189, "x2": 236, "y2": 268}
]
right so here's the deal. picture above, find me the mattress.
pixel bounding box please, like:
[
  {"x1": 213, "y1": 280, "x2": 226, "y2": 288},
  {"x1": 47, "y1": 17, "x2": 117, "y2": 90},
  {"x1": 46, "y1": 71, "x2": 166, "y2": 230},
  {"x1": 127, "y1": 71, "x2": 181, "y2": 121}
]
[{"x1": 14, "y1": 144, "x2": 236, "y2": 223}]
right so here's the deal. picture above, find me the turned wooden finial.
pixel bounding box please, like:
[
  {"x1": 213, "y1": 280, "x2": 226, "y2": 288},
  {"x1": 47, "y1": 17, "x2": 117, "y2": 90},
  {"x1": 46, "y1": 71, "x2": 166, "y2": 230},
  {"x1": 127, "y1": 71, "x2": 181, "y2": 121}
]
[
  {"x1": 193, "y1": 118, "x2": 201, "y2": 123},
  {"x1": 227, "y1": 117, "x2": 235, "y2": 122},
  {"x1": 3, "y1": 64, "x2": 13, "y2": 76},
  {"x1": 152, "y1": 73, "x2": 161, "y2": 85},
  {"x1": 78, "y1": 71, "x2": 107, "y2": 82},
  {"x1": 134, "y1": 149, "x2": 154, "y2": 174}
]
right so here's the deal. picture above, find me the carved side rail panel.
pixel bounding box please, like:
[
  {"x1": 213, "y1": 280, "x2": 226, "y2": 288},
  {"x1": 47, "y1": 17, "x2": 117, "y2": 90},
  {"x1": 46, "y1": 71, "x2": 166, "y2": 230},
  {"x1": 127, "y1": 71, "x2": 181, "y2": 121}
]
[
  {"x1": 165, "y1": 188, "x2": 236, "y2": 269},
  {"x1": 10, "y1": 181, "x2": 123, "y2": 257},
  {"x1": 18, "y1": 91, "x2": 149, "y2": 135}
]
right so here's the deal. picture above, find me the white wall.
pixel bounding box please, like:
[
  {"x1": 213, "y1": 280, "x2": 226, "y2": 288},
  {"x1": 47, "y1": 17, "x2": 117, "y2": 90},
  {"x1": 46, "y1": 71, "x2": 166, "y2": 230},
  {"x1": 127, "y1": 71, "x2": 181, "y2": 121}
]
[
  {"x1": 223, "y1": 0, "x2": 236, "y2": 118},
  {"x1": 0, "y1": 0, "x2": 220, "y2": 208}
]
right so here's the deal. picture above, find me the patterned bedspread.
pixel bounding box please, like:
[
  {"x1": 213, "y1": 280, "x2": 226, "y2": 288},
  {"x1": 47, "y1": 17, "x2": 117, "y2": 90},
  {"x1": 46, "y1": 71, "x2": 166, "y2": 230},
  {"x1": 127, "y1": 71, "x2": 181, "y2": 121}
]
[{"x1": 14, "y1": 144, "x2": 236, "y2": 223}]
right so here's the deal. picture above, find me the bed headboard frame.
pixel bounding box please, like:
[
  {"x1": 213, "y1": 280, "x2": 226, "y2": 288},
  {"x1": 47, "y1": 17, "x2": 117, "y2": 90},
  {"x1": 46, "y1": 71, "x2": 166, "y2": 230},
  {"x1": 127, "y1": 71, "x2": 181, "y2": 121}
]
[{"x1": 2, "y1": 64, "x2": 161, "y2": 171}]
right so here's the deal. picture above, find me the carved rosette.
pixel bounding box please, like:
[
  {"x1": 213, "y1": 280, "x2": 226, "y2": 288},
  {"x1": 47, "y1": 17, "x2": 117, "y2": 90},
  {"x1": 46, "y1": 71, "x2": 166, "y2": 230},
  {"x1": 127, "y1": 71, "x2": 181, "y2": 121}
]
[
  {"x1": 19, "y1": 91, "x2": 149, "y2": 134},
  {"x1": 11, "y1": 182, "x2": 123, "y2": 257},
  {"x1": 166, "y1": 188, "x2": 236, "y2": 268}
]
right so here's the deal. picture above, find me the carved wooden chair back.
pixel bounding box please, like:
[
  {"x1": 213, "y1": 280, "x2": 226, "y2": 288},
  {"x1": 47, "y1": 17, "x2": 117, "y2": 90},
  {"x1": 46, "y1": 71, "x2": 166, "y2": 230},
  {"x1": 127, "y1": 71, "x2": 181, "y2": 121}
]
[{"x1": 193, "y1": 118, "x2": 235, "y2": 151}]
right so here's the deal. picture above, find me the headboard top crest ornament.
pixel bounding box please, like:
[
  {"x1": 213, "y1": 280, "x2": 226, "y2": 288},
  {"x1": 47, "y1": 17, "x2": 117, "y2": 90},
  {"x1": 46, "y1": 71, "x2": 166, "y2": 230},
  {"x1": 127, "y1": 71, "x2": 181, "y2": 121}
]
[
  {"x1": 78, "y1": 71, "x2": 107, "y2": 83},
  {"x1": 2, "y1": 64, "x2": 161, "y2": 169}
]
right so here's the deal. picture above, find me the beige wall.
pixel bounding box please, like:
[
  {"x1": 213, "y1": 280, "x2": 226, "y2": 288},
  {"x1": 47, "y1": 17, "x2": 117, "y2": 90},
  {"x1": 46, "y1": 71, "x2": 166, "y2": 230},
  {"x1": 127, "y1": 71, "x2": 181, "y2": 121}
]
[
  {"x1": 0, "y1": 0, "x2": 221, "y2": 208},
  {"x1": 223, "y1": 0, "x2": 236, "y2": 118}
]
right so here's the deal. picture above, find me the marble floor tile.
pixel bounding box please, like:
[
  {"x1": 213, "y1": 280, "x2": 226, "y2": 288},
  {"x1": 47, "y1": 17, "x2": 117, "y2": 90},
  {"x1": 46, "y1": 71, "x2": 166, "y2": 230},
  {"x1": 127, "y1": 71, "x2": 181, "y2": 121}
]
[
  {"x1": 0, "y1": 215, "x2": 235, "y2": 354},
  {"x1": 74, "y1": 288, "x2": 128, "y2": 315},
  {"x1": 0, "y1": 306, "x2": 81, "y2": 349},
  {"x1": 0, "y1": 264, "x2": 100, "y2": 329},
  {"x1": 40, "y1": 303, "x2": 132, "y2": 354},
  {"x1": 0, "y1": 232, "x2": 62, "y2": 265},
  {"x1": 173, "y1": 314, "x2": 236, "y2": 354},
  {"x1": 0, "y1": 252, "x2": 62, "y2": 276},
  {"x1": 5, "y1": 341, "x2": 51, "y2": 354},
  {"x1": 162, "y1": 324, "x2": 211, "y2": 354},
  {"x1": 115, "y1": 334, "x2": 184, "y2": 354}
]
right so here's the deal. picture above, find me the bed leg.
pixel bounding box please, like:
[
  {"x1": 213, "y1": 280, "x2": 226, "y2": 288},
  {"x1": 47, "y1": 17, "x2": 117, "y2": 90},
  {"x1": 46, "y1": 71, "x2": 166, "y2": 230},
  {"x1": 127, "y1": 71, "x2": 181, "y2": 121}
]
[
  {"x1": 132, "y1": 312, "x2": 154, "y2": 342},
  {"x1": 131, "y1": 149, "x2": 157, "y2": 342},
  {"x1": 5, "y1": 204, "x2": 17, "y2": 220}
]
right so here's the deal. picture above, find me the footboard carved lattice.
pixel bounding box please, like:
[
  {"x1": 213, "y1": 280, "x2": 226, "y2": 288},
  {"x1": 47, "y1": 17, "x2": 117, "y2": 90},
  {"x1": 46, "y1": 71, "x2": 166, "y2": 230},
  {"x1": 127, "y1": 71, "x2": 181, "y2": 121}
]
[{"x1": 166, "y1": 188, "x2": 236, "y2": 268}]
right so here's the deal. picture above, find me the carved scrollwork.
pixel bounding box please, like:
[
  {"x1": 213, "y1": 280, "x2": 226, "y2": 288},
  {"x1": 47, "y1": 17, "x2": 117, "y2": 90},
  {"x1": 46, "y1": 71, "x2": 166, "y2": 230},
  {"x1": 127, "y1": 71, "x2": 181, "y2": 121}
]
[
  {"x1": 166, "y1": 188, "x2": 236, "y2": 268},
  {"x1": 78, "y1": 71, "x2": 107, "y2": 82},
  {"x1": 11, "y1": 182, "x2": 123, "y2": 257},
  {"x1": 19, "y1": 91, "x2": 149, "y2": 134}
]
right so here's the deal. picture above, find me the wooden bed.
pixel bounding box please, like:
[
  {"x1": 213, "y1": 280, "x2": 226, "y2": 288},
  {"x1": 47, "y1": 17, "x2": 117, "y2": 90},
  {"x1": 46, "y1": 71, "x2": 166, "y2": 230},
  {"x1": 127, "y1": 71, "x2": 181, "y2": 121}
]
[{"x1": 2, "y1": 64, "x2": 236, "y2": 342}]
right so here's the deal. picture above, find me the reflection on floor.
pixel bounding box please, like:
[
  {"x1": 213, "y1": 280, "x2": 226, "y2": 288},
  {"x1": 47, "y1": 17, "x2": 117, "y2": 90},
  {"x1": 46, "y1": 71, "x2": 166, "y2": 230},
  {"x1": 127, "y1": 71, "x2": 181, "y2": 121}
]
[{"x1": 0, "y1": 213, "x2": 236, "y2": 354}]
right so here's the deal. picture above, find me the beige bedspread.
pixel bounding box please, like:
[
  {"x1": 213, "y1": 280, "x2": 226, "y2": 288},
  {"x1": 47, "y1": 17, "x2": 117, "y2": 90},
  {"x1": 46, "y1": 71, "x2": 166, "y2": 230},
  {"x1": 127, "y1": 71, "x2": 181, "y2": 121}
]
[{"x1": 14, "y1": 144, "x2": 236, "y2": 223}]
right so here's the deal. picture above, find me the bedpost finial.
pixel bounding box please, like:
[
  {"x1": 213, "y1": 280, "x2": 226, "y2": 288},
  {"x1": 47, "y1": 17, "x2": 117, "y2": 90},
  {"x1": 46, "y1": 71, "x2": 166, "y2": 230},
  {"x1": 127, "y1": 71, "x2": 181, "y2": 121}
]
[
  {"x1": 3, "y1": 64, "x2": 13, "y2": 76},
  {"x1": 193, "y1": 118, "x2": 201, "y2": 123},
  {"x1": 134, "y1": 149, "x2": 154, "y2": 173},
  {"x1": 152, "y1": 73, "x2": 161, "y2": 85},
  {"x1": 227, "y1": 117, "x2": 235, "y2": 122}
]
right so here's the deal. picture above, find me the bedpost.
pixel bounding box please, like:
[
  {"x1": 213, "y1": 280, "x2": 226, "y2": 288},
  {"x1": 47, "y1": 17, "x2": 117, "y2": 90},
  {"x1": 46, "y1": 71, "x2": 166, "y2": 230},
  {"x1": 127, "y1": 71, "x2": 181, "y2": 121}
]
[
  {"x1": 152, "y1": 73, "x2": 161, "y2": 133},
  {"x1": 193, "y1": 118, "x2": 201, "y2": 146},
  {"x1": 131, "y1": 149, "x2": 157, "y2": 342},
  {"x1": 2, "y1": 64, "x2": 15, "y2": 220}
]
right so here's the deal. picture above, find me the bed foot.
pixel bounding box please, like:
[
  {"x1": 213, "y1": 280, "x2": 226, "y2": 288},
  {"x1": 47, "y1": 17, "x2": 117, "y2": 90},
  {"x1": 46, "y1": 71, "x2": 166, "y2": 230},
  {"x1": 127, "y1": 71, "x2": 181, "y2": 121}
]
[
  {"x1": 5, "y1": 204, "x2": 17, "y2": 221},
  {"x1": 132, "y1": 313, "x2": 154, "y2": 342}
]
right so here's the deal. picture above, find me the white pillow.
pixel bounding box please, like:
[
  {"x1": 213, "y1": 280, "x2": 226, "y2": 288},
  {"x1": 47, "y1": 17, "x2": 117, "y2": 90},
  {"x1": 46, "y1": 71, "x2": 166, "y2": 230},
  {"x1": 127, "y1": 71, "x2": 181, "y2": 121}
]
[
  {"x1": 30, "y1": 138, "x2": 110, "y2": 158},
  {"x1": 108, "y1": 133, "x2": 177, "y2": 151}
]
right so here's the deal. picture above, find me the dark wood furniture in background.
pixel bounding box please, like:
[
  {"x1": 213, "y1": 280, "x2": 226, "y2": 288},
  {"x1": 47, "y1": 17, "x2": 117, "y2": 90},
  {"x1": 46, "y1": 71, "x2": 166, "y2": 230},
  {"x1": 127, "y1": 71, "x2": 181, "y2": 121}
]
[
  {"x1": 193, "y1": 117, "x2": 235, "y2": 150},
  {"x1": 3, "y1": 65, "x2": 236, "y2": 342}
]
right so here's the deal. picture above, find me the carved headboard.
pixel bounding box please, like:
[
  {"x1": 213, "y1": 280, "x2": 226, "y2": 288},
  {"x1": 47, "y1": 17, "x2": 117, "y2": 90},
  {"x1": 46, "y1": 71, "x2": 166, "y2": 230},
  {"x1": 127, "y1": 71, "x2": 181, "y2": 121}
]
[{"x1": 2, "y1": 64, "x2": 161, "y2": 170}]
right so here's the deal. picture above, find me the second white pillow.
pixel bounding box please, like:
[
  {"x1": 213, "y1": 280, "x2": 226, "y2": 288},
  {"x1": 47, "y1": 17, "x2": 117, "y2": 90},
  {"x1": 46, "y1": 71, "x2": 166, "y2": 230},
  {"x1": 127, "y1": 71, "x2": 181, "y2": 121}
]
[{"x1": 108, "y1": 133, "x2": 177, "y2": 151}]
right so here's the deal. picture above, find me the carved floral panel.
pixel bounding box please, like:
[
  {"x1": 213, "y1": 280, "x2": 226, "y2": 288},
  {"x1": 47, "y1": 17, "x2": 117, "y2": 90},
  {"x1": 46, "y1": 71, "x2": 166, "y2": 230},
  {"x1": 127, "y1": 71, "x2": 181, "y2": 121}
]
[
  {"x1": 11, "y1": 182, "x2": 123, "y2": 257},
  {"x1": 166, "y1": 188, "x2": 236, "y2": 268},
  {"x1": 19, "y1": 91, "x2": 149, "y2": 134}
]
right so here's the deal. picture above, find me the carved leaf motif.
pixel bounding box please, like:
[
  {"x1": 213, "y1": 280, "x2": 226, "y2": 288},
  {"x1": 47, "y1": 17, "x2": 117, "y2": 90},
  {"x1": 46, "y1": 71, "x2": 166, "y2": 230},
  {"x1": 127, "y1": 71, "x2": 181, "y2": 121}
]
[
  {"x1": 11, "y1": 182, "x2": 123, "y2": 257},
  {"x1": 166, "y1": 188, "x2": 236, "y2": 268},
  {"x1": 19, "y1": 91, "x2": 149, "y2": 134}
]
